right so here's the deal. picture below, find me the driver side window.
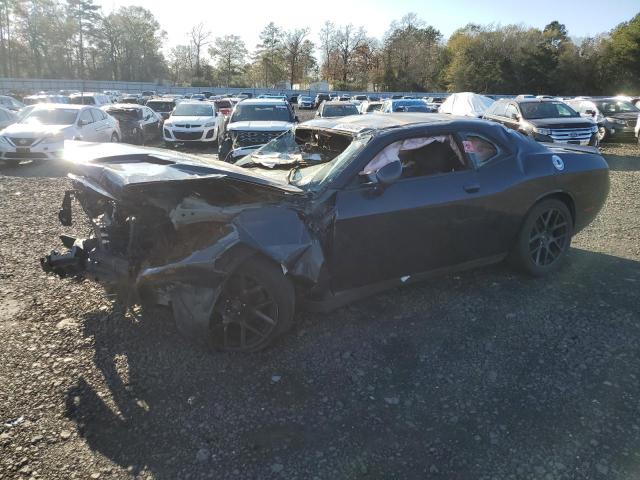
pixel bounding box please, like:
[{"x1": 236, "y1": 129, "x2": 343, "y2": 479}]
[
  {"x1": 361, "y1": 135, "x2": 469, "y2": 180},
  {"x1": 78, "y1": 110, "x2": 94, "y2": 125},
  {"x1": 505, "y1": 104, "x2": 518, "y2": 119}
]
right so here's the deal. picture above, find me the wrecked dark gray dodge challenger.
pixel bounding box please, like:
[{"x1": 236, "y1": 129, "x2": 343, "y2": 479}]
[{"x1": 42, "y1": 114, "x2": 609, "y2": 351}]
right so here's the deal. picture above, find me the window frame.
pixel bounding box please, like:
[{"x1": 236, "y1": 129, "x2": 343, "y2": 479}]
[
  {"x1": 78, "y1": 109, "x2": 95, "y2": 125},
  {"x1": 458, "y1": 131, "x2": 502, "y2": 169}
]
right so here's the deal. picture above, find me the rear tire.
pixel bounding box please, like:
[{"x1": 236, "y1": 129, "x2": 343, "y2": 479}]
[
  {"x1": 209, "y1": 256, "x2": 295, "y2": 352},
  {"x1": 510, "y1": 199, "x2": 573, "y2": 276}
]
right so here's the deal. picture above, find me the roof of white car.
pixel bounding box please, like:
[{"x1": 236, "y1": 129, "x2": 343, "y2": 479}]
[
  {"x1": 30, "y1": 103, "x2": 87, "y2": 110},
  {"x1": 69, "y1": 92, "x2": 102, "y2": 97},
  {"x1": 240, "y1": 98, "x2": 288, "y2": 105},
  {"x1": 178, "y1": 100, "x2": 213, "y2": 105}
]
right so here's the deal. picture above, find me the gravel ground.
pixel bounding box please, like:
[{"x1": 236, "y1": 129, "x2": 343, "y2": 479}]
[{"x1": 0, "y1": 132, "x2": 639, "y2": 479}]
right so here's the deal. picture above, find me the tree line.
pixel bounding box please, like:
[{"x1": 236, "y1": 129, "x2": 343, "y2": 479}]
[{"x1": 0, "y1": 1, "x2": 638, "y2": 95}]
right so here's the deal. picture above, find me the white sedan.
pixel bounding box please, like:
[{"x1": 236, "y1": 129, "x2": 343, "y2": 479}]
[{"x1": 0, "y1": 104, "x2": 121, "y2": 164}]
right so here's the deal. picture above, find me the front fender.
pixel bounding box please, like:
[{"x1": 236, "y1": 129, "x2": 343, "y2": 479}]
[{"x1": 136, "y1": 206, "x2": 325, "y2": 344}]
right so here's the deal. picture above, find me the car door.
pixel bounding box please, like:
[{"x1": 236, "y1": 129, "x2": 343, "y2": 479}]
[
  {"x1": 77, "y1": 109, "x2": 98, "y2": 141},
  {"x1": 329, "y1": 131, "x2": 505, "y2": 291},
  {"x1": 90, "y1": 108, "x2": 111, "y2": 141}
]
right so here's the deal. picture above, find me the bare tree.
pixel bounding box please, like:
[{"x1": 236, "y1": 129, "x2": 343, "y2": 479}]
[
  {"x1": 189, "y1": 22, "x2": 210, "y2": 78},
  {"x1": 283, "y1": 28, "x2": 310, "y2": 87},
  {"x1": 335, "y1": 24, "x2": 367, "y2": 85}
]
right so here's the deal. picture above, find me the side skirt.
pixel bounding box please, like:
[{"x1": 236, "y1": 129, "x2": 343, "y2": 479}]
[{"x1": 300, "y1": 253, "x2": 507, "y2": 313}]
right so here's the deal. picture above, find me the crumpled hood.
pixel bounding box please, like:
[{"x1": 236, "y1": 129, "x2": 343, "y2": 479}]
[
  {"x1": 1, "y1": 123, "x2": 73, "y2": 138},
  {"x1": 61, "y1": 142, "x2": 303, "y2": 198},
  {"x1": 228, "y1": 121, "x2": 294, "y2": 132},
  {"x1": 165, "y1": 115, "x2": 213, "y2": 126}
]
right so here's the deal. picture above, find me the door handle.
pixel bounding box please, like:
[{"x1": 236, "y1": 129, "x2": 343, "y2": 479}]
[{"x1": 464, "y1": 183, "x2": 480, "y2": 193}]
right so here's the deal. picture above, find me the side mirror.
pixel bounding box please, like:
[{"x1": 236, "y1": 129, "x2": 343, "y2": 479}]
[
  {"x1": 294, "y1": 116, "x2": 299, "y2": 123},
  {"x1": 77, "y1": 119, "x2": 88, "y2": 127},
  {"x1": 510, "y1": 112, "x2": 519, "y2": 120},
  {"x1": 315, "y1": 111, "x2": 320, "y2": 117},
  {"x1": 585, "y1": 109, "x2": 595, "y2": 117},
  {"x1": 375, "y1": 161, "x2": 402, "y2": 186}
]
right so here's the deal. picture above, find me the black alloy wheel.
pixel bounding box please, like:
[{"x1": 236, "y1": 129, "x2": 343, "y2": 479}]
[
  {"x1": 511, "y1": 199, "x2": 573, "y2": 276},
  {"x1": 528, "y1": 207, "x2": 570, "y2": 267},
  {"x1": 210, "y1": 256, "x2": 294, "y2": 352}
]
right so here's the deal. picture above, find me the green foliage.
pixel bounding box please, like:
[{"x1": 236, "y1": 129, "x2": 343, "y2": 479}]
[{"x1": 0, "y1": 5, "x2": 638, "y2": 95}]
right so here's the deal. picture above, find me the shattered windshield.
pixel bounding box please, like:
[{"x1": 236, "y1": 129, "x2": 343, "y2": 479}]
[{"x1": 237, "y1": 128, "x2": 371, "y2": 190}]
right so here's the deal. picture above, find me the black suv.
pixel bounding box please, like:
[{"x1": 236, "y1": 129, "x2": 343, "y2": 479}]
[
  {"x1": 565, "y1": 97, "x2": 639, "y2": 142},
  {"x1": 483, "y1": 96, "x2": 598, "y2": 146},
  {"x1": 314, "y1": 93, "x2": 331, "y2": 109}
]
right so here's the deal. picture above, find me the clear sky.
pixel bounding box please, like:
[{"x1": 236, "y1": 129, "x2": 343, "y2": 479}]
[{"x1": 95, "y1": 0, "x2": 639, "y2": 55}]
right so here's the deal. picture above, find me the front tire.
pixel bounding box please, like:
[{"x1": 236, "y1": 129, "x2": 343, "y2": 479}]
[
  {"x1": 597, "y1": 126, "x2": 607, "y2": 142},
  {"x1": 218, "y1": 138, "x2": 232, "y2": 162},
  {"x1": 110, "y1": 132, "x2": 119, "y2": 143},
  {"x1": 510, "y1": 199, "x2": 573, "y2": 276},
  {"x1": 210, "y1": 256, "x2": 295, "y2": 352}
]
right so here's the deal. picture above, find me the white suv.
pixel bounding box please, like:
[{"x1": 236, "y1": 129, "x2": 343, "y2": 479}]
[
  {"x1": 218, "y1": 98, "x2": 297, "y2": 161},
  {"x1": 0, "y1": 104, "x2": 121, "y2": 165},
  {"x1": 162, "y1": 101, "x2": 220, "y2": 146}
]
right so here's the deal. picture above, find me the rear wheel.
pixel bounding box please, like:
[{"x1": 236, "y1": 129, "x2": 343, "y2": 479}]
[
  {"x1": 210, "y1": 256, "x2": 295, "y2": 352},
  {"x1": 511, "y1": 199, "x2": 573, "y2": 276}
]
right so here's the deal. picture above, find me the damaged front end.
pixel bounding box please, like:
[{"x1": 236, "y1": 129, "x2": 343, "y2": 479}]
[{"x1": 41, "y1": 147, "x2": 326, "y2": 349}]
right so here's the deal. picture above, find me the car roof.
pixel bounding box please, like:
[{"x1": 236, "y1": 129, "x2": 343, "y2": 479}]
[
  {"x1": 303, "y1": 113, "x2": 486, "y2": 133},
  {"x1": 323, "y1": 101, "x2": 357, "y2": 106},
  {"x1": 31, "y1": 103, "x2": 86, "y2": 110},
  {"x1": 69, "y1": 92, "x2": 101, "y2": 97},
  {"x1": 177, "y1": 100, "x2": 213, "y2": 105},
  {"x1": 239, "y1": 98, "x2": 288, "y2": 105},
  {"x1": 104, "y1": 103, "x2": 144, "y2": 109}
]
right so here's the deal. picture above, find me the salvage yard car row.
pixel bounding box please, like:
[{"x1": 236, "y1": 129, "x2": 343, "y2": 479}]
[{"x1": 1, "y1": 90, "x2": 639, "y2": 166}]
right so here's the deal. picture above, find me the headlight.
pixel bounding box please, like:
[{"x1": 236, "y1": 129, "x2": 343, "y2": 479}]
[
  {"x1": 204, "y1": 121, "x2": 216, "y2": 128},
  {"x1": 534, "y1": 127, "x2": 551, "y2": 136},
  {"x1": 41, "y1": 133, "x2": 65, "y2": 144},
  {"x1": 591, "y1": 125, "x2": 599, "y2": 133},
  {"x1": 606, "y1": 117, "x2": 626, "y2": 125}
]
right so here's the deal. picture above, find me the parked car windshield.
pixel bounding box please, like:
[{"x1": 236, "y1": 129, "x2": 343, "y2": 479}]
[
  {"x1": 231, "y1": 104, "x2": 293, "y2": 122},
  {"x1": 172, "y1": 103, "x2": 214, "y2": 116},
  {"x1": 69, "y1": 96, "x2": 96, "y2": 105},
  {"x1": 146, "y1": 101, "x2": 175, "y2": 111},
  {"x1": 21, "y1": 108, "x2": 78, "y2": 125},
  {"x1": 322, "y1": 104, "x2": 359, "y2": 117},
  {"x1": 104, "y1": 108, "x2": 142, "y2": 121},
  {"x1": 519, "y1": 101, "x2": 579, "y2": 119},
  {"x1": 299, "y1": 96, "x2": 313, "y2": 101},
  {"x1": 593, "y1": 100, "x2": 639, "y2": 114}
]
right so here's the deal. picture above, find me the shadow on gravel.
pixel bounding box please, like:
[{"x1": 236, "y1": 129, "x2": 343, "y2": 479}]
[
  {"x1": 0, "y1": 160, "x2": 70, "y2": 177},
  {"x1": 63, "y1": 249, "x2": 640, "y2": 479},
  {"x1": 604, "y1": 154, "x2": 640, "y2": 172}
]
